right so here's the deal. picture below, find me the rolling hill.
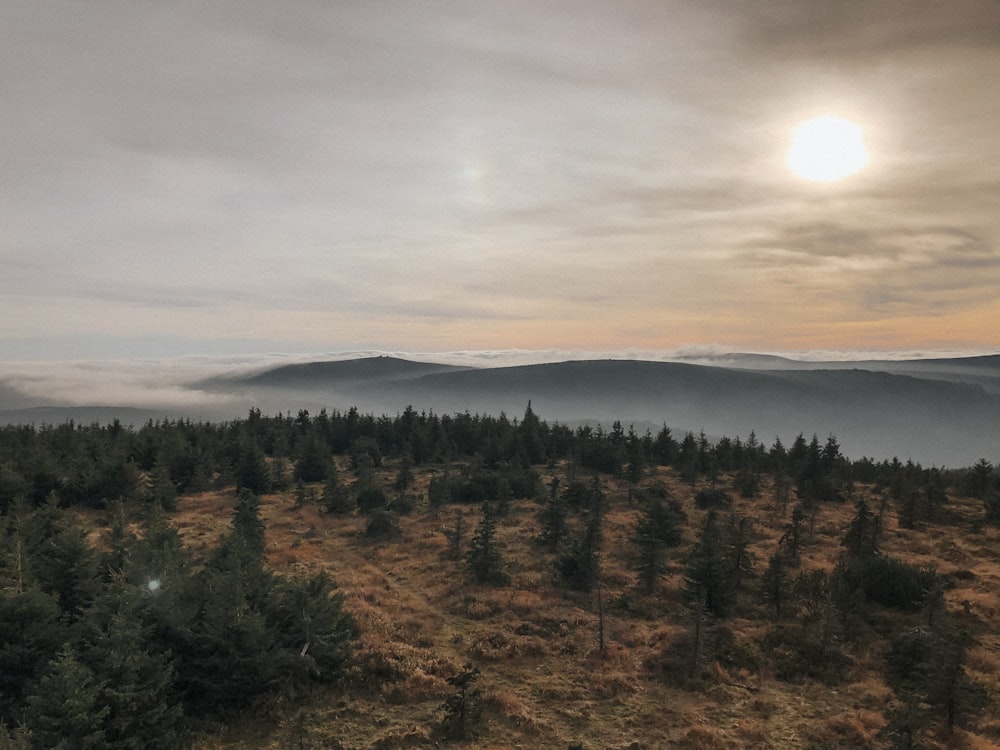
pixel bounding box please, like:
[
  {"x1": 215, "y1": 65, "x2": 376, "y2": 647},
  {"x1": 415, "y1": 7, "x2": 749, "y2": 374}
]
[{"x1": 211, "y1": 356, "x2": 1000, "y2": 467}]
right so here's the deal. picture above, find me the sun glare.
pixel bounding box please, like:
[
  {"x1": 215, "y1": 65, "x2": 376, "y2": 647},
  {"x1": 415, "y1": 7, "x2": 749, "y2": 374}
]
[{"x1": 787, "y1": 115, "x2": 869, "y2": 182}]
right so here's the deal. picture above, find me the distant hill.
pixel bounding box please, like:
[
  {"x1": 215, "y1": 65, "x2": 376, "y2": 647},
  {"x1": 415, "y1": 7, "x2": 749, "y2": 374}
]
[
  {"x1": 3, "y1": 354, "x2": 998, "y2": 466},
  {"x1": 234, "y1": 356, "x2": 471, "y2": 387},
  {"x1": 215, "y1": 356, "x2": 1000, "y2": 467},
  {"x1": 685, "y1": 352, "x2": 1000, "y2": 394}
]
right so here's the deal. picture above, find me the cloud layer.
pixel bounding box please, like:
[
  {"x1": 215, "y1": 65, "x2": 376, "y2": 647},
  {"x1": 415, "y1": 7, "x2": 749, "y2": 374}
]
[{"x1": 2, "y1": 1, "x2": 998, "y2": 359}]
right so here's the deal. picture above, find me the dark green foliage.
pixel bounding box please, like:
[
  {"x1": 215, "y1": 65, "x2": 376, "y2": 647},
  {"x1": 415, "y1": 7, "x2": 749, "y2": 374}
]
[
  {"x1": 234, "y1": 440, "x2": 272, "y2": 495},
  {"x1": 887, "y1": 620, "x2": 987, "y2": 738},
  {"x1": 427, "y1": 470, "x2": 452, "y2": 507},
  {"x1": 364, "y1": 509, "x2": 400, "y2": 539},
  {"x1": 356, "y1": 485, "x2": 388, "y2": 513},
  {"x1": 20, "y1": 497, "x2": 101, "y2": 622},
  {"x1": 574, "y1": 424, "x2": 624, "y2": 475},
  {"x1": 24, "y1": 645, "x2": 109, "y2": 750},
  {"x1": 76, "y1": 583, "x2": 185, "y2": 749},
  {"x1": 321, "y1": 465, "x2": 352, "y2": 514},
  {"x1": 0, "y1": 589, "x2": 63, "y2": 724},
  {"x1": 835, "y1": 555, "x2": 939, "y2": 612},
  {"x1": 268, "y1": 573, "x2": 356, "y2": 686},
  {"x1": 438, "y1": 664, "x2": 482, "y2": 741},
  {"x1": 841, "y1": 499, "x2": 881, "y2": 560},
  {"x1": 557, "y1": 486, "x2": 605, "y2": 592},
  {"x1": 392, "y1": 450, "x2": 415, "y2": 492},
  {"x1": 538, "y1": 478, "x2": 568, "y2": 550},
  {"x1": 293, "y1": 433, "x2": 331, "y2": 484},
  {"x1": 760, "y1": 550, "x2": 791, "y2": 619},
  {"x1": 632, "y1": 485, "x2": 686, "y2": 592},
  {"x1": 517, "y1": 402, "x2": 546, "y2": 466},
  {"x1": 763, "y1": 618, "x2": 851, "y2": 684},
  {"x1": 652, "y1": 424, "x2": 677, "y2": 466},
  {"x1": 684, "y1": 511, "x2": 737, "y2": 618},
  {"x1": 725, "y1": 514, "x2": 755, "y2": 591},
  {"x1": 624, "y1": 425, "x2": 648, "y2": 486},
  {"x1": 0, "y1": 464, "x2": 28, "y2": 514},
  {"x1": 762, "y1": 569, "x2": 851, "y2": 683},
  {"x1": 144, "y1": 462, "x2": 178, "y2": 513},
  {"x1": 467, "y1": 503, "x2": 509, "y2": 586},
  {"x1": 694, "y1": 487, "x2": 731, "y2": 510},
  {"x1": 447, "y1": 469, "x2": 502, "y2": 505}
]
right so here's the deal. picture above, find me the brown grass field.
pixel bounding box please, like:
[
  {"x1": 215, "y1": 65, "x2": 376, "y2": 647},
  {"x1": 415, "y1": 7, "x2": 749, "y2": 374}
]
[{"x1": 159, "y1": 461, "x2": 1000, "y2": 750}]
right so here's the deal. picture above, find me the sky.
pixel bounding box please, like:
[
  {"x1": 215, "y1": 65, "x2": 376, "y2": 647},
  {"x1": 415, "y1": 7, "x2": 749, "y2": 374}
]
[{"x1": 3, "y1": 0, "x2": 1000, "y2": 364}]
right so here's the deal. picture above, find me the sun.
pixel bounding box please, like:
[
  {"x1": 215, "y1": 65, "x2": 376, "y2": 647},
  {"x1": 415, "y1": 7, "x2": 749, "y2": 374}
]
[{"x1": 787, "y1": 115, "x2": 869, "y2": 182}]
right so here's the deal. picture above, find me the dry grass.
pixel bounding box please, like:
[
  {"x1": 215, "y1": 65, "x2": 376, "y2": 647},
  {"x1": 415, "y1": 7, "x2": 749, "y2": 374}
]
[{"x1": 162, "y1": 460, "x2": 1000, "y2": 750}]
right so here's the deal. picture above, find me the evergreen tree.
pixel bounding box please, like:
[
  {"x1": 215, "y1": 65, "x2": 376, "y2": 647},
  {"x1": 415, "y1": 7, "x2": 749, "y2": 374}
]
[
  {"x1": 841, "y1": 499, "x2": 880, "y2": 560},
  {"x1": 234, "y1": 440, "x2": 272, "y2": 495},
  {"x1": 267, "y1": 573, "x2": 356, "y2": 687},
  {"x1": 467, "y1": 503, "x2": 509, "y2": 586},
  {"x1": 684, "y1": 511, "x2": 737, "y2": 618},
  {"x1": 653, "y1": 424, "x2": 677, "y2": 466},
  {"x1": 0, "y1": 588, "x2": 63, "y2": 725},
  {"x1": 516, "y1": 402, "x2": 546, "y2": 466},
  {"x1": 557, "y1": 485, "x2": 605, "y2": 593},
  {"x1": 321, "y1": 463, "x2": 352, "y2": 514},
  {"x1": 537, "y1": 477, "x2": 568, "y2": 551},
  {"x1": 25, "y1": 646, "x2": 109, "y2": 750},
  {"x1": 624, "y1": 425, "x2": 647, "y2": 488},
  {"x1": 21, "y1": 496, "x2": 101, "y2": 622},
  {"x1": 632, "y1": 487, "x2": 685, "y2": 592},
  {"x1": 144, "y1": 461, "x2": 177, "y2": 513},
  {"x1": 392, "y1": 449, "x2": 415, "y2": 492},
  {"x1": 293, "y1": 433, "x2": 330, "y2": 484},
  {"x1": 438, "y1": 664, "x2": 482, "y2": 741},
  {"x1": 887, "y1": 618, "x2": 986, "y2": 740},
  {"x1": 78, "y1": 583, "x2": 185, "y2": 749},
  {"x1": 760, "y1": 548, "x2": 791, "y2": 619}
]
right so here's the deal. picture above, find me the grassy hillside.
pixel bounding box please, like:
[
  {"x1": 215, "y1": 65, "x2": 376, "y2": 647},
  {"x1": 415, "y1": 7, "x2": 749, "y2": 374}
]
[{"x1": 157, "y1": 458, "x2": 1000, "y2": 750}]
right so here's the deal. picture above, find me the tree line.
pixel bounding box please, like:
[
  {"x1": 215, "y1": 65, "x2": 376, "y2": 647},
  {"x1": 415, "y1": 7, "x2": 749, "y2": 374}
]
[{"x1": 1, "y1": 402, "x2": 998, "y2": 747}]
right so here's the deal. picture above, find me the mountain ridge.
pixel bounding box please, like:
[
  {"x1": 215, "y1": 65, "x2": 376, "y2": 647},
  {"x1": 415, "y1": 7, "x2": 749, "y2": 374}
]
[{"x1": 213, "y1": 356, "x2": 1000, "y2": 467}]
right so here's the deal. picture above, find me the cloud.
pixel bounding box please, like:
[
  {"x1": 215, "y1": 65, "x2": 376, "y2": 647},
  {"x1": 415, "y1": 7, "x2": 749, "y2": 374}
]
[
  {"x1": 740, "y1": 222, "x2": 1000, "y2": 316},
  {"x1": 1, "y1": 2, "x2": 998, "y2": 356},
  {"x1": 734, "y1": 0, "x2": 1000, "y2": 60}
]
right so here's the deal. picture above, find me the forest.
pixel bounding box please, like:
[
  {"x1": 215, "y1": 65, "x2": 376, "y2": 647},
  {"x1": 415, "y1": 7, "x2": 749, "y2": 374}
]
[{"x1": 0, "y1": 403, "x2": 998, "y2": 749}]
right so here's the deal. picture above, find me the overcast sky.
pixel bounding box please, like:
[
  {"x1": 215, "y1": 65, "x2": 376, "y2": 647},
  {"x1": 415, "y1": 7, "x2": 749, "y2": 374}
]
[{"x1": 3, "y1": 1, "x2": 999, "y2": 362}]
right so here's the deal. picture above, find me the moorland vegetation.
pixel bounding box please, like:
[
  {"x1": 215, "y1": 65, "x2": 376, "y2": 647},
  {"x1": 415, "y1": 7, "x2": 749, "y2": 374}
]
[{"x1": 0, "y1": 403, "x2": 998, "y2": 748}]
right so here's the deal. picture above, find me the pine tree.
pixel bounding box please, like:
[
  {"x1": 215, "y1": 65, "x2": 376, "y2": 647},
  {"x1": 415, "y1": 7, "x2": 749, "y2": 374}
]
[
  {"x1": 841, "y1": 499, "x2": 880, "y2": 560},
  {"x1": 21, "y1": 495, "x2": 101, "y2": 622},
  {"x1": 268, "y1": 572, "x2": 356, "y2": 686},
  {"x1": 760, "y1": 548, "x2": 791, "y2": 619},
  {"x1": 557, "y1": 484, "x2": 605, "y2": 593},
  {"x1": 25, "y1": 645, "x2": 109, "y2": 750},
  {"x1": 321, "y1": 463, "x2": 352, "y2": 514},
  {"x1": 79, "y1": 583, "x2": 185, "y2": 749},
  {"x1": 467, "y1": 503, "x2": 509, "y2": 586},
  {"x1": 0, "y1": 588, "x2": 63, "y2": 725},
  {"x1": 144, "y1": 461, "x2": 177, "y2": 513},
  {"x1": 438, "y1": 664, "x2": 482, "y2": 741},
  {"x1": 234, "y1": 440, "x2": 272, "y2": 495},
  {"x1": 887, "y1": 618, "x2": 987, "y2": 739},
  {"x1": 293, "y1": 433, "x2": 330, "y2": 484},
  {"x1": 726, "y1": 514, "x2": 755, "y2": 592},
  {"x1": 537, "y1": 477, "x2": 568, "y2": 551},
  {"x1": 684, "y1": 511, "x2": 737, "y2": 618},
  {"x1": 632, "y1": 487, "x2": 685, "y2": 592}
]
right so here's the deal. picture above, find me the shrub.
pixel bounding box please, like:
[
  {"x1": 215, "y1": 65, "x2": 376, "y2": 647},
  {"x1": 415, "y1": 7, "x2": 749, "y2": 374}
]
[
  {"x1": 694, "y1": 488, "x2": 731, "y2": 510},
  {"x1": 836, "y1": 556, "x2": 938, "y2": 612}
]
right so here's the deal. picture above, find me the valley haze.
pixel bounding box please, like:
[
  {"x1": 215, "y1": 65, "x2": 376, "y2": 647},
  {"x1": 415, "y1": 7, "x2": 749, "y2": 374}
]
[{"x1": 1, "y1": 350, "x2": 998, "y2": 468}]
